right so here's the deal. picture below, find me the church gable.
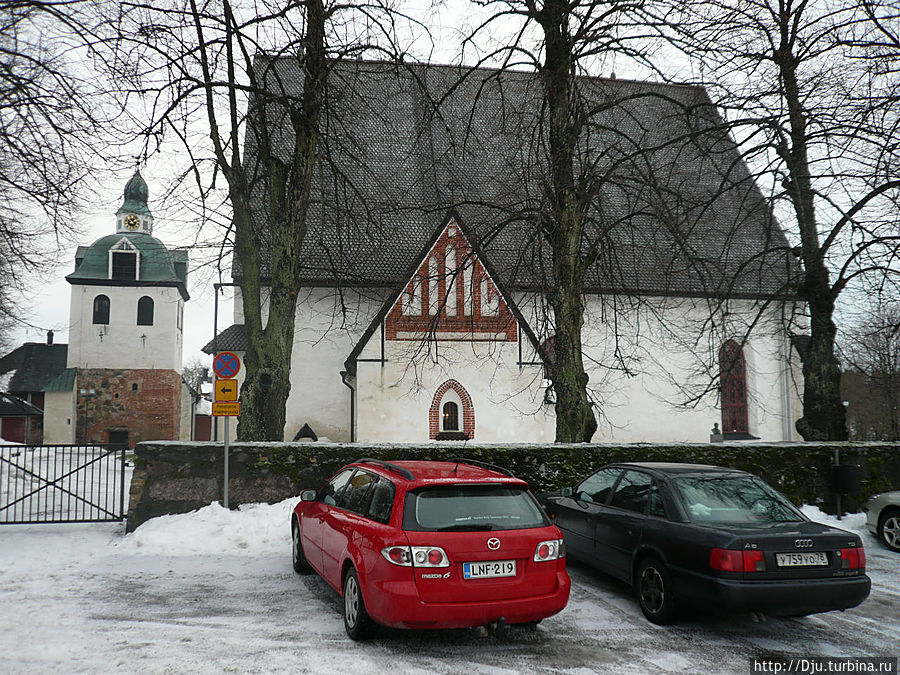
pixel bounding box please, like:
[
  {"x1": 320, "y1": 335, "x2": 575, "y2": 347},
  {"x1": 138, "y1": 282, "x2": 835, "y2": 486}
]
[{"x1": 384, "y1": 219, "x2": 517, "y2": 342}]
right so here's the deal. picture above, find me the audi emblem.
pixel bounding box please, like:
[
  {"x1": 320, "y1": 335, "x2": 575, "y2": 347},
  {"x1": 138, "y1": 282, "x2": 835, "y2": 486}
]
[
  {"x1": 794, "y1": 538, "x2": 814, "y2": 548},
  {"x1": 487, "y1": 537, "x2": 501, "y2": 550}
]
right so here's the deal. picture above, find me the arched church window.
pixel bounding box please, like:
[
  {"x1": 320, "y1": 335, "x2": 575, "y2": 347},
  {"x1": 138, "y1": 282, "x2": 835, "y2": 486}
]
[
  {"x1": 137, "y1": 296, "x2": 154, "y2": 326},
  {"x1": 442, "y1": 401, "x2": 459, "y2": 431},
  {"x1": 719, "y1": 339, "x2": 749, "y2": 435},
  {"x1": 92, "y1": 295, "x2": 110, "y2": 325},
  {"x1": 430, "y1": 379, "x2": 475, "y2": 440}
]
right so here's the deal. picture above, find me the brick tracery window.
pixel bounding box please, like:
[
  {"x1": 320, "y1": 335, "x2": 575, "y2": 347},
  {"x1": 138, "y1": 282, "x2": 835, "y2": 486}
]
[
  {"x1": 385, "y1": 220, "x2": 517, "y2": 341},
  {"x1": 719, "y1": 339, "x2": 749, "y2": 435},
  {"x1": 429, "y1": 379, "x2": 475, "y2": 439}
]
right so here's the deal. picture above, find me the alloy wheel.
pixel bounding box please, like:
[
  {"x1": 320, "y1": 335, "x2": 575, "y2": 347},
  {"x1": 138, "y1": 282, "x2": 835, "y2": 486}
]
[
  {"x1": 345, "y1": 574, "x2": 360, "y2": 628},
  {"x1": 640, "y1": 566, "x2": 665, "y2": 614},
  {"x1": 883, "y1": 514, "x2": 900, "y2": 550}
]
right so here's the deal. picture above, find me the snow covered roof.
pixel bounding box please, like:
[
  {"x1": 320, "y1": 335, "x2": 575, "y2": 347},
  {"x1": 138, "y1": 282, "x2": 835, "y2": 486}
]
[{"x1": 0, "y1": 343, "x2": 68, "y2": 393}]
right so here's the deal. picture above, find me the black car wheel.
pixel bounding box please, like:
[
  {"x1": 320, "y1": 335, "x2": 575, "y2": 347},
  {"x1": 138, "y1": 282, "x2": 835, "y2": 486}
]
[
  {"x1": 636, "y1": 557, "x2": 677, "y2": 625},
  {"x1": 878, "y1": 508, "x2": 900, "y2": 552},
  {"x1": 291, "y1": 520, "x2": 312, "y2": 574},
  {"x1": 343, "y1": 567, "x2": 374, "y2": 640}
]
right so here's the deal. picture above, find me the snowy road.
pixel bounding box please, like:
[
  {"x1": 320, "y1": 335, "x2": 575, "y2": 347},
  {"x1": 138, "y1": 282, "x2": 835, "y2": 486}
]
[{"x1": 0, "y1": 502, "x2": 896, "y2": 674}]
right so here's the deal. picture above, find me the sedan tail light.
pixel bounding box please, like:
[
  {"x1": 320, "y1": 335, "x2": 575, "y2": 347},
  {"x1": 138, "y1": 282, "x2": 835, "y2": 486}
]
[
  {"x1": 839, "y1": 547, "x2": 865, "y2": 570},
  {"x1": 709, "y1": 548, "x2": 766, "y2": 572},
  {"x1": 381, "y1": 546, "x2": 450, "y2": 568},
  {"x1": 534, "y1": 538, "x2": 565, "y2": 562}
]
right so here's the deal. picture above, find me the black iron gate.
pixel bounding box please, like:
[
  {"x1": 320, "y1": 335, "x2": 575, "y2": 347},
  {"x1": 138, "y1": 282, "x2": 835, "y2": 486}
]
[{"x1": 0, "y1": 445, "x2": 127, "y2": 524}]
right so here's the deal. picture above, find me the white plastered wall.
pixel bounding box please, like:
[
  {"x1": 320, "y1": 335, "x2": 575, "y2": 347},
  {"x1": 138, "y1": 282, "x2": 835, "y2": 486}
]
[
  {"x1": 229, "y1": 284, "x2": 802, "y2": 443},
  {"x1": 356, "y1": 333, "x2": 555, "y2": 443},
  {"x1": 67, "y1": 284, "x2": 184, "y2": 372},
  {"x1": 42, "y1": 390, "x2": 76, "y2": 444}
]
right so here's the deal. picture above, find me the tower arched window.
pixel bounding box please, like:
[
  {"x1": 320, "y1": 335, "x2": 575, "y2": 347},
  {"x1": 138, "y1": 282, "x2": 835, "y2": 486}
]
[
  {"x1": 137, "y1": 296, "x2": 154, "y2": 326},
  {"x1": 719, "y1": 339, "x2": 749, "y2": 435},
  {"x1": 92, "y1": 295, "x2": 110, "y2": 325}
]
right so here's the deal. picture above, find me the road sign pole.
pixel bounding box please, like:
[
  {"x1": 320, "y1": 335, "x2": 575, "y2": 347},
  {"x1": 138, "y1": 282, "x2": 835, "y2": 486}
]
[{"x1": 224, "y1": 416, "x2": 230, "y2": 509}]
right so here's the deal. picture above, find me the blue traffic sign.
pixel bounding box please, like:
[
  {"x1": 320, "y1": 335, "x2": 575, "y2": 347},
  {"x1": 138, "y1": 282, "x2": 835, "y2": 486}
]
[{"x1": 213, "y1": 351, "x2": 241, "y2": 379}]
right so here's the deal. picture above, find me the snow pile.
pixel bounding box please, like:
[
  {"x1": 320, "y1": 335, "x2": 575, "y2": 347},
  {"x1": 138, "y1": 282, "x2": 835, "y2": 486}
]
[
  {"x1": 117, "y1": 497, "x2": 297, "y2": 556},
  {"x1": 800, "y1": 504, "x2": 868, "y2": 536}
]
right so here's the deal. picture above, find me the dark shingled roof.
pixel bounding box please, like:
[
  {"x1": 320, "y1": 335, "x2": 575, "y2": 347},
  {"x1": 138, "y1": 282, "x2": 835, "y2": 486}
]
[
  {"x1": 0, "y1": 343, "x2": 68, "y2": 393},
  {"x1": 237, "y1": 59, "x2": 799, "y2": 300},
  {"x1": 202, "y1": 324, "x2": 249, "y2": 354}
]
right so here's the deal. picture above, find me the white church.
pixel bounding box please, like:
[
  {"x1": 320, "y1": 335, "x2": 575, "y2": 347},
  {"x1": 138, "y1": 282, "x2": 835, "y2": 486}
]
[{"x1": 205, "y1": 60, "x2": 805, "y2": 444}]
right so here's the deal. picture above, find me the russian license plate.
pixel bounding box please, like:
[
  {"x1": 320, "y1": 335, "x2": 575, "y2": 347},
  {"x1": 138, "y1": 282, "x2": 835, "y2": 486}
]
[
  {"x1": 775, "y1": 552, "x2": 828, "y2": 567},
  {"x1": 463, "y1": 560, "x2": 516, "y2": 579}
]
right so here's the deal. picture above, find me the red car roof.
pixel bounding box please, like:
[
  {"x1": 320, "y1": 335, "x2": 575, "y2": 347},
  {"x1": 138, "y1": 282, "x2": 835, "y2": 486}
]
[{"x1": 350, "y1": 459, "x2": 528, "y2": 489}]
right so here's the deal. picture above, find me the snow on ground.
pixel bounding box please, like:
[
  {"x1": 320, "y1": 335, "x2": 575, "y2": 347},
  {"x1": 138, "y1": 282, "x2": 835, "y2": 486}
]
[{"x1": 0, "y1": 501, "x2": 897, "y2": 674}]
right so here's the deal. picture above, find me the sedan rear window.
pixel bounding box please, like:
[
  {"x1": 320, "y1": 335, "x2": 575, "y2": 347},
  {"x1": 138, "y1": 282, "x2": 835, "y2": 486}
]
[
  {"x1": 403, "y1": 485, "x2": 549, "y2": 532},
  {"x1": 673, "y1": 476, "x2": 805, "y2": 525}
]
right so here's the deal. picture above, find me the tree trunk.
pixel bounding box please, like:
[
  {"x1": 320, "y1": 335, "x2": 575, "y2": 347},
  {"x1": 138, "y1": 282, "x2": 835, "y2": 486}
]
[
  {"x1": 540, "y1": 0, "x2": 598, "y2": 442},
  {"x1": 233, "y1": 0, "x2": 325, "y2": 441},
  {"x1": 774, "y1": 34, "x2": 847, "y2": 441}
]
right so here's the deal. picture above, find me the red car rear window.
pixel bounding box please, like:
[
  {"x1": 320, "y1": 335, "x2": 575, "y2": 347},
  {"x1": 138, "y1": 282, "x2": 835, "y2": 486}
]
[{"x1": 402, "y1": 485, "x2": 549, "y2": 532}]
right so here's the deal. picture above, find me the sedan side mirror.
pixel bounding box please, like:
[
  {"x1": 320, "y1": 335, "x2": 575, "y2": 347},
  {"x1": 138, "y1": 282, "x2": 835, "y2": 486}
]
[
  {"x1": 560, "y1": 486, "x2": 573, "y2": 497},
  {"x1": 300, "y1": 489, "x2": 317, "y2": 502}
]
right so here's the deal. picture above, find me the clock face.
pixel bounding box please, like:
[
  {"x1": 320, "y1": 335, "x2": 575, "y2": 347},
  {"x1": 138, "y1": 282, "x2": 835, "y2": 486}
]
[{"x1": 124, "y1": 214, "x2": 140, "y2": 230}]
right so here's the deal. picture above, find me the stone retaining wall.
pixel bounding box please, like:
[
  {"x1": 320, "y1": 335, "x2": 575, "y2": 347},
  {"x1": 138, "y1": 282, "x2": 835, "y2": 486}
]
[{"x1": 126, "y1": 441, "x2": 900, "y2": 531}]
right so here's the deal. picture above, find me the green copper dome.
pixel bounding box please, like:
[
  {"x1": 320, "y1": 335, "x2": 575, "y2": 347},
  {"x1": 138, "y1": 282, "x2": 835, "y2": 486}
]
[
  {"x1": 116, "y1": 170, "x2": 152, "y2": 217},
  {"x1": 66, "y1": 232, "x2": 189, "y2": 300}
]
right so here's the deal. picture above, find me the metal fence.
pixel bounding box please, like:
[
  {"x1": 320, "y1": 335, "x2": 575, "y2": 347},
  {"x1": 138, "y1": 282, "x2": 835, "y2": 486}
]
[{"x1": 0, "y1": 445, "x2": 127, "y2": 524}]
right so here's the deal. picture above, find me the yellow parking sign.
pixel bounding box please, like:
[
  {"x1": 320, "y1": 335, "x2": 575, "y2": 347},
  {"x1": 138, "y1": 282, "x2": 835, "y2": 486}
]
[
  {"x1": 212, "y1": 401, "x2": 241, "y2": 417},
  {"x1": 215, "y1": 379, "x2": 239, "y2": 402}
]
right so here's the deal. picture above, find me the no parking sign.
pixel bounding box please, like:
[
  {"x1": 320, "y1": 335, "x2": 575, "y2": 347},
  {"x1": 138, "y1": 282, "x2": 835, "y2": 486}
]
[{"x1": 213, "y1": 351, "x2": 241, "y2": 379}]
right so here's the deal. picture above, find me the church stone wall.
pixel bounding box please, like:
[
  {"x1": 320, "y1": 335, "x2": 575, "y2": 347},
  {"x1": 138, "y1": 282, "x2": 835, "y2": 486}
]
[
  {"x1": 125, "y1": 441, "x2": 900, "y2": 531},
  {"x1": 77, "y1": 368, "x2": 182, "y2": 447}
]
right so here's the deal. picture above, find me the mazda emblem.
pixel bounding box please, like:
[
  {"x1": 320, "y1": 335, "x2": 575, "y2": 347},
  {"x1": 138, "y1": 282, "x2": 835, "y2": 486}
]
[
  {"x1": 487, "y1": 537, "x2": 501, "y2": 550},
  {"x1": 794, "y1": 538, "x2": 813, "y2": 548}
]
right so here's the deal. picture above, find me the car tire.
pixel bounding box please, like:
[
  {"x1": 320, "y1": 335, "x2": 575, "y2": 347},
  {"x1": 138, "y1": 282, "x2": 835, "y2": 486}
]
[
  {"x1": 878, "y1": 508, "x2": 900, "y2": 553},
  {"x1": 291, "y1": 520, "x2": 313, "y2": 574},
  {"x1": 636, "y1": 557, "x2": 677, "y2": 625},
  {"x1": 343, "y1": 567, "x2": 374, "y2": 640}
]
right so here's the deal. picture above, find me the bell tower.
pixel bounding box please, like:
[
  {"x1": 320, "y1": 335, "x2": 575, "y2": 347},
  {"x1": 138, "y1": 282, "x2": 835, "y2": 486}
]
[{"x1": 51, "y1": 171, "x2": 190, "y2": 447}]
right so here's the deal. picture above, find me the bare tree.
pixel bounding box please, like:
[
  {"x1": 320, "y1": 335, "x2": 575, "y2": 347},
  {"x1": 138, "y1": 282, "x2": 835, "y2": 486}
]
[
  {"x1": 112, "y1": 0, "x2": 404, "y2": 439},
  {"x1": 840, "y1": 301, "x2": 900, "y2": 440},
  {"x1": 659, "y1": 0, "x2": 900, "y2": 440},
  {"x1": 451, "y1": 0, "x2": 672, "y2": 441},
  {"x1": 0, "y1": 2, "x2": 121, "y2": 329}
]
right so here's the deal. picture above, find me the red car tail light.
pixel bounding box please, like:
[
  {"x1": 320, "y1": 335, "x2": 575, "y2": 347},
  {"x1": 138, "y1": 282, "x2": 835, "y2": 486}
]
[
  {"x1": 839, "y1": 547, "x2": 865, "y2": 570},
  {"x1": 534, "y1": 539, "x2": 565, "y2": 562},
  {"x1": 742, "y1": 550, "x2": 766, "y2": 572},
  {"x1": 382, "y1": 546, "x2": 413, "y2": 566},
  {"x1": 710, "y1": 548, "x2": 765, "y2": 572},
  {"x1": 381, "y1": 546, "x2": 449, "y2": 568}
]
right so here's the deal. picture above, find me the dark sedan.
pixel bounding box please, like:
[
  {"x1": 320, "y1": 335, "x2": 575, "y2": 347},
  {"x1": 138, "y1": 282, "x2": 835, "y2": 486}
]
[{"x1": 540, "y1": 462, "x2": 871, "y2": 624}]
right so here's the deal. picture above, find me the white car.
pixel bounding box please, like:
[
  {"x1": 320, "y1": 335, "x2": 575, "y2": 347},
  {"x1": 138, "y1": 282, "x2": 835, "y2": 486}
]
[{"x1": 864, "y1": 491, "x2": 900, "y2": 552}]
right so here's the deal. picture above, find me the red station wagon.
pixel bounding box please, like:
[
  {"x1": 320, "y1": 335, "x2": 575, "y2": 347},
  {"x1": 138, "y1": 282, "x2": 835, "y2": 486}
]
[{"x1": 291, "y1": 458, "x2": 571, "y2": 639}]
